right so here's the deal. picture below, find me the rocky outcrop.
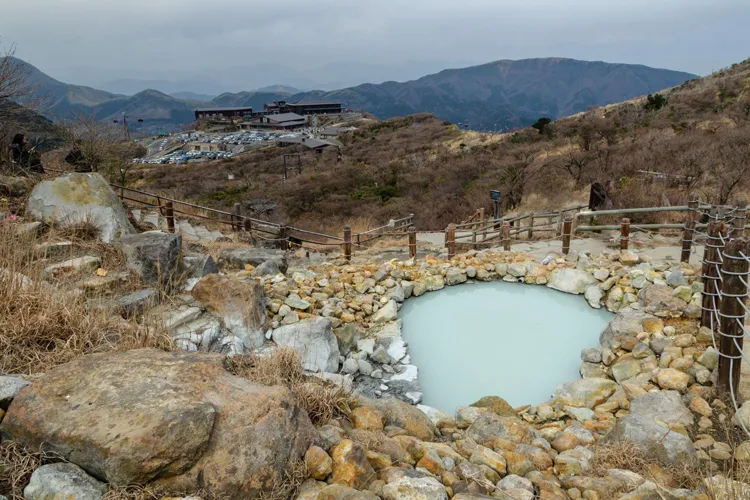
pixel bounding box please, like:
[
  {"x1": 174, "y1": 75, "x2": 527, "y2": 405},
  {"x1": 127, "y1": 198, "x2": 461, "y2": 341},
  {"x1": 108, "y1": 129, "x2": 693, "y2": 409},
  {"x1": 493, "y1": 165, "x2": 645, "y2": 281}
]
[
  {"x1": 120, "y1": 231, "x2": 182, "y2": 289},
  {"x1": 272, "y1": 317, "x2": 340, "y2": 373},
  {"x1": 547, "y1": 268, "x2": 596, "y2": 295},
  {"x1": 192, "y1": 274, "x2": 266, "y2": 351},
  {"x1": 26, "y1": 172, "x2": 135, "y2": 243},
  {"x1": 604, "y1": 414, "x2": 697, "y2": 466},
  {"x1": 0, "y1": 349, "x2": 316, "y2": 498}
]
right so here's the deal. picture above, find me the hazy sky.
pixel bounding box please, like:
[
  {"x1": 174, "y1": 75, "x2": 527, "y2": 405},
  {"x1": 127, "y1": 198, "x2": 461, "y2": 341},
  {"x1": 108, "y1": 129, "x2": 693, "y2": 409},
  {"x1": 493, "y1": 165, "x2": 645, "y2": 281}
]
[{"x1": 2, "y1": 0, "x2": 748, "y2": 92}]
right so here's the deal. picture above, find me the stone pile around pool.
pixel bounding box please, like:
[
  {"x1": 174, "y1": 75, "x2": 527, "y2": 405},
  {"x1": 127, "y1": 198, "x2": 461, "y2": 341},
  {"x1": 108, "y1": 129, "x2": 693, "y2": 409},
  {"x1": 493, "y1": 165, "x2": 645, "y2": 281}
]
[{"x1": 1, "y1": 174, "x2": 749, "y2": 499}]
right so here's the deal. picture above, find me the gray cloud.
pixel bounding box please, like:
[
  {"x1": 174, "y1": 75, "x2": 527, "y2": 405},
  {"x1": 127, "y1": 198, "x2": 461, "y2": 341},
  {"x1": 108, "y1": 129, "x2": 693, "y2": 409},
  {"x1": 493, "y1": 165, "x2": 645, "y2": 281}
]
[{"x1": 3, "y1": 0, "x2": 748, "y2": 93}]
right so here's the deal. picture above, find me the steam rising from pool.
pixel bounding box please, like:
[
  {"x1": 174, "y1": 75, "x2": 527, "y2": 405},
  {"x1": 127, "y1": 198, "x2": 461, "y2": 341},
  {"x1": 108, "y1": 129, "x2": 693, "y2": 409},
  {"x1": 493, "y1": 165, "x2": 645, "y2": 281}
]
[{"x1": 399, "y1": 281, "x2": 613, "y2": 413}]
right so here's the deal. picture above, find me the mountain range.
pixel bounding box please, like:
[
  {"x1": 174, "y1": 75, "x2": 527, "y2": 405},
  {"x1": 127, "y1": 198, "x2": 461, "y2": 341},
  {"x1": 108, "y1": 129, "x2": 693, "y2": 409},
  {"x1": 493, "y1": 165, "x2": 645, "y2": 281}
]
[{"x1": 7, "y1": 57, "x2": 696, "y2": 132}]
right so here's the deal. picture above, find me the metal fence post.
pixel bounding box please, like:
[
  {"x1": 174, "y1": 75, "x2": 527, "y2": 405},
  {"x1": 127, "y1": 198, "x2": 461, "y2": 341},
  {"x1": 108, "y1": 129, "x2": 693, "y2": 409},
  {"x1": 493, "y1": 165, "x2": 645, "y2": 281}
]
[
  {"x1": 408, "y1": 227, "x2": 417, "y2": 259},
  {"x1": 562, "y1": 217, "x2": 573, "y2": 255},
  {"x1": 717, "y1": 238, "x2": 749, "y2": 396},
  {"x1": 164, "y1": 201, "x2": 175, "y2": 234},
  {"x1": 620, "y1": 218, "x2": 631, "y2": 251},
  {"x1": 446, "y1": 224, "x2": 456, "y2": 259},
  {"x1": 682, "y1": 196, "x2": 699, "y2": 263},
  {"x1": 344, "y1": 225, "x2": 352, "y2": 261}
]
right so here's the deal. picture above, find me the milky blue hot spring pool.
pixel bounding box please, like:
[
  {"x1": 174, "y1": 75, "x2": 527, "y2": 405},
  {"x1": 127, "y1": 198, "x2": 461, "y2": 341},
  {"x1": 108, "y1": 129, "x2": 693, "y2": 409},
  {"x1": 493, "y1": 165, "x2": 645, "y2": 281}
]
[{"x1": 399, "y1": 281, "x2": 613, "y2": 413}]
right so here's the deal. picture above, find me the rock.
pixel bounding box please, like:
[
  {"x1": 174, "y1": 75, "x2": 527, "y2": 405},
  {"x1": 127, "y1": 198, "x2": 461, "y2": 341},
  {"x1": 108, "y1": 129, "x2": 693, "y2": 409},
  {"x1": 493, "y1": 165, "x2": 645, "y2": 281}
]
[
  {"x1": 733, "y1": 401, "x2": 750, "y2": 429},
  {"x1": 0, "y1": 376, "x2": 31, "y2": 410},
  {"x1": 446, "y1": 267, "x2": 468, "y2": 285},
  {"x1": 1, "y1": 349, "x2": 315, "y2": 497},
  {"x1": 619, "y1": 250, "x2": 640, "y2": 265},
  {"x1": 383, "y1": 476, "x2": 448, "y2": 500},
  {"x1": 252, "y1": 259, "x2": 282, "y2": 277},
  {"x1": 498, "y1": 474, "x2": 534, "y2": 493},
  {"x1": 584, "y1": 285, "x2": 604, "y2": 308},
  {"x1": 599, "y1": 310, "x2": 658, "y2": 350},
  {"x1": 629, "y1": 391, "x2": 694, "y2": 427},
  {"x1": 43, "y1": 256, "x2": 101, "y2": 278},
  {"x1": 554, "y1": 446, "x2": 594, "y2": 476},
  {"x1": 604, "y1": 414, "x2": 697, "y2": 466},
  {"x1": 373, "y1": 300, "x2": 399, "y2": 323},
  {"x1": 655, "y1": 368, "x2": 690, "y2": 392},
  {"x1": 552, "y1": 378, "x2": 619, "y2": 408},
  {"x1": 35, "y1": 240, "x2": 73, "y2": 259},
  {"x1": 581, "y1": 348, "x2": 602, "y2": 364},
  {"x1": 470, "y1": 445, "x2": 507, "y2": 475},
  {"x1": 272, "y1": 317, "x2": 340, "y2": 373},
  {"x1": 466, "y1": 414, "x2": 532, "y2": 445},
  {"x1": 120, "y1": 231, "x2": 182, "y2": 290},
  {"x1": 547, "y1": 268, "x2": 596, "y2": 294},
  {"x1": 219, "y1": 247, "x2": 288, "y2": 273},
  {"x1": 117, "y1": 288, "x2": 158, "y2": 317},
  {"x1": 331, "y1": 440, "x2": 375, "y2": 489},
  {"x1": 286, "y1": 294, "x2": 311, "y2": 311},
  {"x1": 470, "y1": 396, "x2": 517, "y2": 417},
  {"x1": 640, "y1": 285, "x2": 688, "y2": 318},
  {"x1": 702, "y1": 475, "x2": 750, "y2": 499},
  {"x1": 182, "y1": 255, "x2": 218, "y2": 279},
  {"x1": 192, "y1": 274, "x2": 266, "y2": 350},
  {"x1": 335, "y1": 324, "x2": 358, "y2": 356},
  {"x1": 611, "y1": 355, "x2": 642, "y2": 383},
  {"x1": 24, "y1": 463, "x2": 107, "y2": 500},
  {"x1": 0, "y1": 175, "x2": 35, "y2": 197},
  {"x1": 306, "y1": 446, "x2": 333, "y2": 481},
  {"x1": 417, "y1": 405, "x2": 451, "y2": 426},
  {"x1": 367, "y1": 397, "x2": 436, "y2": 441},
  {"x1": 318, "y1": 484, "x2": 380, "y2": 500},
  {"x1": 351, "y1": 406, "x2": 386, "y2": 431},
  {"x1": 666, "y1": 269, "x2": 688, "y2": 287},
  {"x1": 26, "y1": 173, "x2": 135, "y2": 242}
]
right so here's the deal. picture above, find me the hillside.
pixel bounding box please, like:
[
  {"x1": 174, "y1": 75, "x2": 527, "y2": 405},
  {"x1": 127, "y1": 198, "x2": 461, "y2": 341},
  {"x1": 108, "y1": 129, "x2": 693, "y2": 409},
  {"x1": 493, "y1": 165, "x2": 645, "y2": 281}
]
[
  {"x1": 288, "y1": 58, "x2": 696, "y2": 130},
  {"x1": 128, "y1": 59, "x2": 750, "y2": 233},
  {"x1": 0, "y1": 100, "x2": 65, "y2": 151},
  {"x1": 10, "y1": 57, "x2": 695, "y2": 133}
]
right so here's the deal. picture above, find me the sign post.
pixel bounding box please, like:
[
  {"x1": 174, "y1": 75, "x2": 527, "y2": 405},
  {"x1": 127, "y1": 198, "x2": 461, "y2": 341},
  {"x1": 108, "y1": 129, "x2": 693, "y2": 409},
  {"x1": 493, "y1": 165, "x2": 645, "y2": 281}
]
[{"x1": 490, "y1": 190, "x2": 502, "y2": 221}]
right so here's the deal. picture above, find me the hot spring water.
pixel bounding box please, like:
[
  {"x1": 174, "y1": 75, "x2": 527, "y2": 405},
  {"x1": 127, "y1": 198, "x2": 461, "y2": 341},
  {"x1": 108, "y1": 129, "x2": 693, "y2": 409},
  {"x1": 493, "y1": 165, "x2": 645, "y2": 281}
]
[{"x1": 399, "y1": 281, "x2": 613, "y2": 413}]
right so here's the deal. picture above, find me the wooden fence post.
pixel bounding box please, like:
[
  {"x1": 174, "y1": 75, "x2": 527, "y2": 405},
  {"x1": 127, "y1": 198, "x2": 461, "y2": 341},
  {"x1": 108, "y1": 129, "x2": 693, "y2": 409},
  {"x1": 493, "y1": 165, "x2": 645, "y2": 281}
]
[
  {"x1": 164, "y1": 201, "x2": 175, "y2": 234},
  {"x1": 701, "y1": 218, "x2": 727, "y2": 329},
  {"x1": 732, "y1": 200, "x2": 747, "y2": 239},
  {"x1": 527, "y1": 214, "x2": 535, "y2": 240},
  {"x1": 479, "y1": 208, "x2": 486, "y2": 241},
  {"x1": 562, "y1": 217, "x2": 573, "y2": 255},
  {"x1": 682, "y1": 196, "x2": 699, "y2": 263},
  {"x1": 232, "y1": 202, "x2": 241, "y2": 232},
  {"x1": 408, "y1": 226, "x2": 417, "y2": 259},
  {"x1": 620, "y1": 218, "x2": 631, "y2": 251},
  {"x1": 717, "y1": 238, "x2": 749, "y2": 395},
  {"x1": 344, "y1": 225, "x2": 352, "y2": 261},
  {"x1": 446, "y1": 224, "x2": 456, "y2": 259},
  {"x1": 243, "y1": 218, "x2": 252, "y2": 237},
  {"x1": 278, "y1": 225, "x2": 288, "y2": 251},
  {"x1": 502, "y1": 221, "x2": 511, "y2": 251}
]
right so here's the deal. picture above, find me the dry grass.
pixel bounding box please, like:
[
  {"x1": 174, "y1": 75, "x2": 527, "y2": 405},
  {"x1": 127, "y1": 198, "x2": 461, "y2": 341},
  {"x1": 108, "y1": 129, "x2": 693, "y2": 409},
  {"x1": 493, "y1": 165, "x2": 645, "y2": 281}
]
[
  {"x1": 226, "y1": 347, "x2": 354, "y2": 425},
  {"x1": 256, "y1": 459, "x2": 309, "y2": 500},
  {"x1": 590, "y1": 441, "x2": 704, "y2": 491},
  {"x1": 0, "y1": 442, "x2": 45, "y2": 499},
  {"x1": 0, "y1": 224, "x2": 173, "y2": 375}
]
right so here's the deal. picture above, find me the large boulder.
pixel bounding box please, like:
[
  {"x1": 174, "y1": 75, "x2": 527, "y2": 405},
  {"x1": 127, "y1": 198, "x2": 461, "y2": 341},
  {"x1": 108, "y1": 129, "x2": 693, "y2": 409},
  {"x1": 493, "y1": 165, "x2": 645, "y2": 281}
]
[
  {"x1": 219, "y1": 247, "x2": 288, "y2": 273},
  {"x1": 604, "y1": 414, "x2": 697, "y2": 466},
  {"x1": 120, "y1": 231, "x2": 182, "y2": 289},
  {"x1": 466, "y1": 414, "x2": 533, "y2": 446},
  {"x1": 0, "y1": 349, "x2": 316, "y2": 498},
  {"x1": 272, "y1": 317, "x2": 340, "y2": 373},
  {"x1": 192, "y1": 274, "x2": 266, "y2": 350},
  {"x1": 547, "y1": 268, "x2": 597, "y2": 295},
  {"x1": 26, "y1": 172, "x2": 135, "y2": 243},
  {"x1": 366, "y1": 397, "x2": 436, "y2": 442}
]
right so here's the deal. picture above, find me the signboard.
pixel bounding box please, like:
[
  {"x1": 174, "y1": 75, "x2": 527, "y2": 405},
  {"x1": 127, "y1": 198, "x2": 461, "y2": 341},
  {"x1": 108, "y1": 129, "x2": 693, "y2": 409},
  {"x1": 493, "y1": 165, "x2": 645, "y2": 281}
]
[{"x1": 489, "y1": 190, "x2": 501, "y2": 201}]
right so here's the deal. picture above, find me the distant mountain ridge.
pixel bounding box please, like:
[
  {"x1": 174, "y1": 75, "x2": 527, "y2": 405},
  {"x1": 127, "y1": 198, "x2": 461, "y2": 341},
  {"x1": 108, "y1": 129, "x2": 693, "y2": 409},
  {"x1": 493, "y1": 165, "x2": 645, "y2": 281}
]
[{"x1": 8, "y1": 57, "x2": 696, "y2": 132}]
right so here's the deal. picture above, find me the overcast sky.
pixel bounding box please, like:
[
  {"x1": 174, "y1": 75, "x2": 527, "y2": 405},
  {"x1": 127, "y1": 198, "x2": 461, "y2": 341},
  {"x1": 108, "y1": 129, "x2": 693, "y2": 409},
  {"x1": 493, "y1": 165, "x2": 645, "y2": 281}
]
[{"x1": 2, "y1": 0, "x2": 748, "y2": 93}]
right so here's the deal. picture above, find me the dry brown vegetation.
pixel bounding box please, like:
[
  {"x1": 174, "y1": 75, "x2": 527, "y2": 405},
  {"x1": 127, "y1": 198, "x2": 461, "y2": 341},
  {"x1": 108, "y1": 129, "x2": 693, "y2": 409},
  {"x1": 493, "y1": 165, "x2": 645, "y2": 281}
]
[
  {"x1": 0, "y1": 224, "x2": 172, "y2": 375},
  {"x1": 226, "y1": 346, "x2": 354, "y2": 425},
  {"x1": 127, "y1": 59, "x2": 750, "y2": 232}
]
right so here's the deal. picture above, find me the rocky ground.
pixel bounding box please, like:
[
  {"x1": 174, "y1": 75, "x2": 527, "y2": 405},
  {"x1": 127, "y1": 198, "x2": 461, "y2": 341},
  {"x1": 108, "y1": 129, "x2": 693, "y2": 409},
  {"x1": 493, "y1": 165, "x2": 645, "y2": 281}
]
[{"x1": 1, "y1": 172, "x2": 750, "y2": 499}]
